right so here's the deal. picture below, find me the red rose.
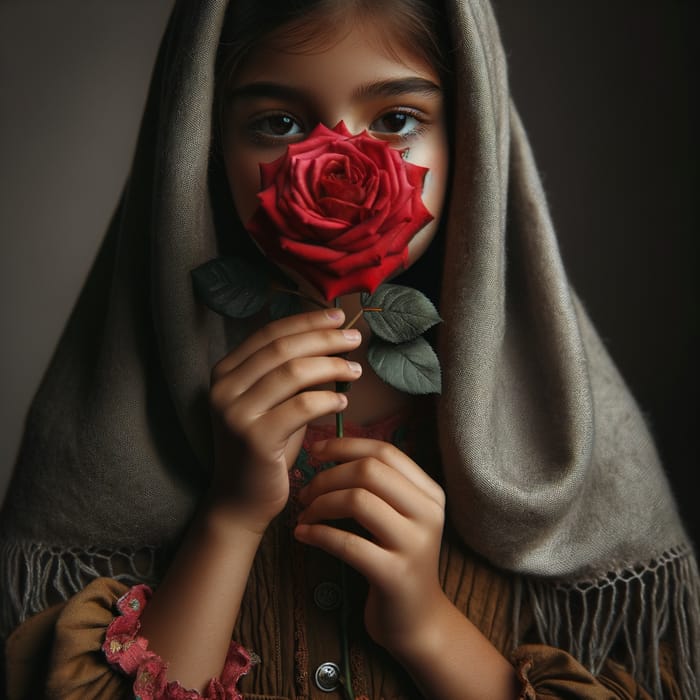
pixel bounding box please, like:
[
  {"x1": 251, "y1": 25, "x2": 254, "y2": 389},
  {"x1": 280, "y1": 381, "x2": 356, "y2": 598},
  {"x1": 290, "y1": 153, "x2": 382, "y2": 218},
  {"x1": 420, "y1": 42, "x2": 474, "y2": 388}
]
[{"x1": 245, "y1": 122, "x2": 433, "y2": 302}]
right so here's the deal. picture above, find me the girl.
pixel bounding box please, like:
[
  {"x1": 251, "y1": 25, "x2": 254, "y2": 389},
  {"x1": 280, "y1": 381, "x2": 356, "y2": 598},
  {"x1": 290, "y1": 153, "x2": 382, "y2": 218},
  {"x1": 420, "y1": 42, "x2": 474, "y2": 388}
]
[{"x1": 1, "y1": 1, "x2": 698, "y2": 699}]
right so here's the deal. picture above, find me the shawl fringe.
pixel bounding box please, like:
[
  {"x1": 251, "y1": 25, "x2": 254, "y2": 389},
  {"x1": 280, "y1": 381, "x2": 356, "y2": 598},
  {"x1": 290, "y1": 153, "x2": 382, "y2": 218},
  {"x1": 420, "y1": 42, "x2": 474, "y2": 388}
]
[
  {"x1": 0, "y1": 538, "x2": 160, "y2": 641},
  {"x1": 516, "y1": 543, "x2": 700, "y2": 699},
  {"x1": 2, "y1": 539, "x2": 699, "y2": 698}
]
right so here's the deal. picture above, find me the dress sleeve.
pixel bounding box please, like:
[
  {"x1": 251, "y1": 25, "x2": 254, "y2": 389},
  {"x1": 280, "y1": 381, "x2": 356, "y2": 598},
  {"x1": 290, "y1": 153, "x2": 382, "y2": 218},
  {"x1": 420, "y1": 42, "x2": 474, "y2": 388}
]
[
  {"x1": 4, "y1": 578, "x2": 254, "y2": 700},
  {"x1": 511, "y1": 643, "x2": 682, "y2": 700},
  {"x1": 4, "y1": 577, "x2": 132, "y2": 699}
]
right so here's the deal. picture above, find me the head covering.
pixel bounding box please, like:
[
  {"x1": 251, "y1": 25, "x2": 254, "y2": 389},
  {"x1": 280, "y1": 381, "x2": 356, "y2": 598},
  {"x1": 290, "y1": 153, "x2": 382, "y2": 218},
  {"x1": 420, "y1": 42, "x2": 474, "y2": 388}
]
[{"x1": 1, "y1": 0, "x2": 698, "y2": 696}]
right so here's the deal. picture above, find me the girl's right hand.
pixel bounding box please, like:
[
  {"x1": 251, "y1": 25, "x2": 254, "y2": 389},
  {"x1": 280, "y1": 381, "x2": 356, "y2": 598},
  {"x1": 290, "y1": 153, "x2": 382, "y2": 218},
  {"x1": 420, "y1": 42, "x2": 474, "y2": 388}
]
[{"x1": 207, "y1": 307, "x2": 362, "y2": 534}]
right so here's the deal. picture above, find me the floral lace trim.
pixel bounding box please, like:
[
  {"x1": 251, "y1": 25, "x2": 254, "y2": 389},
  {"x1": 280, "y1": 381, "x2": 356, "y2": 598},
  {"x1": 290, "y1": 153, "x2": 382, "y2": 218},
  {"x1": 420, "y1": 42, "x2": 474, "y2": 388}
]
[{"x1": 102, "y1": 584, "x2": 256, "y2": 699}]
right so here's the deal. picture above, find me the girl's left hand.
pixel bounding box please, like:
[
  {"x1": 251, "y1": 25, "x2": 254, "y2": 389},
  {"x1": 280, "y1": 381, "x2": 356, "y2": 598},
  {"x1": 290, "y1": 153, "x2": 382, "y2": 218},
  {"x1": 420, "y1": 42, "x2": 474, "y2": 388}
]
[{"x1": 295, "y1": 437, "x2": 447, "y2": 658}]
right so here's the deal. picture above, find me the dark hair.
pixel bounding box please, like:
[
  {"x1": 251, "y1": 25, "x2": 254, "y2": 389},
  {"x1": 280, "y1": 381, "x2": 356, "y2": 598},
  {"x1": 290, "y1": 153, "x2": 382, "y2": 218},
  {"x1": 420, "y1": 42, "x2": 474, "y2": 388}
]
[{"x1": 215, "y1": 0, "x2": 451, "y2": 103}]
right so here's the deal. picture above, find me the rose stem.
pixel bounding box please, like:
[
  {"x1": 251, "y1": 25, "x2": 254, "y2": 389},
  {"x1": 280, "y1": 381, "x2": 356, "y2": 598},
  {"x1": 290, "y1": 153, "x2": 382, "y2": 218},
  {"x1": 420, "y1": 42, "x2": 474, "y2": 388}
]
[
  {"x1": 333, "y1": 299, "x2": 354, "y2": 699},
  {"x1": 343, "y1": 306, "x2": 382, "y2": 331},
  {"x1": 334, "y1": 298, "x2": 344, "y2": 439},
  {"x1": 269, "y1": 283, "x2": 327, "y2": 309}
]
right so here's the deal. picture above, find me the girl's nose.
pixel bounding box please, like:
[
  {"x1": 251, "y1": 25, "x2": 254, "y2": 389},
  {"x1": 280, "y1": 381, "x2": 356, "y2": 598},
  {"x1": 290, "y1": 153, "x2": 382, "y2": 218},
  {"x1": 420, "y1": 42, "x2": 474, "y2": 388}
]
[{"x1": 323, "y1": 117, "x2": 365, "y2": 136}]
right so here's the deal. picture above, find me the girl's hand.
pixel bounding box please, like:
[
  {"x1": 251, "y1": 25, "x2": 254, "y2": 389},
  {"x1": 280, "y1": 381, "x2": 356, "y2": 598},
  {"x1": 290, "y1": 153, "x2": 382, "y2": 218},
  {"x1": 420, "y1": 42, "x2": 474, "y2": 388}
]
[
  {"x1": 294, "y1": 437, "x2": 447, "y2": 658},
  {"x1": 208, "y1": 308, "x2": 362, "y2": 533}
]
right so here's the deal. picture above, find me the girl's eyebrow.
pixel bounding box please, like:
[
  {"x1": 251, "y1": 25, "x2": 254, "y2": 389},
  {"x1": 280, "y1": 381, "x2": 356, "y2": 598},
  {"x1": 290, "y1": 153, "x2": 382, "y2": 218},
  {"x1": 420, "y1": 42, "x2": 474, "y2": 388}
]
[
  {"x1": 353, "y1": 77, "x2": 442, "y2": 100},
  {"x1": 228, "y1": 77, "x2": 441, "y2": 102}
]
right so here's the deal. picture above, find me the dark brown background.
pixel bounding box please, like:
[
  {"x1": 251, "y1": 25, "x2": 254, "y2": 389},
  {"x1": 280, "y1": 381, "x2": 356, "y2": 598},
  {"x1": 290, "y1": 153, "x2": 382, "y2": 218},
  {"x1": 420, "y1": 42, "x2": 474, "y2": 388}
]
[{"x1": 0, "y1": 1, "x2": 697, "y2": 542}]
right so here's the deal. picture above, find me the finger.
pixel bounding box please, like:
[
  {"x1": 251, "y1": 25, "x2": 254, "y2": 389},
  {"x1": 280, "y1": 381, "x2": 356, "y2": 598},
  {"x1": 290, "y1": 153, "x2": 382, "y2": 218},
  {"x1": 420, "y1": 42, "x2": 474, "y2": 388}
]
[
  {"x1": 298, "y1": 488, "x2": 406, "y2": 549},
  {"x1": 294, "y1": 522, "x2": 390, "y2": 584},
  {"x1": 298, "y1": 457, "x2": 434, "y2": 520},
  {"x1": 219, "y1": 355, "x2": 361, "y2": 427},
  {"x1": 210, "y1": 326, "x2": 361, "y2": 410},
  {"x1": 212, "y1": 307, "x2": 346, "y2": 380},
  {"x1": 226, "y1": 331, "x2": 362, "y2": 400},
  {"x1": 309, "y1": 438, "x2": 444, "y2": 506},
  {"x1": 238, "y1": 390, "x2": 348, "y2": 452}
]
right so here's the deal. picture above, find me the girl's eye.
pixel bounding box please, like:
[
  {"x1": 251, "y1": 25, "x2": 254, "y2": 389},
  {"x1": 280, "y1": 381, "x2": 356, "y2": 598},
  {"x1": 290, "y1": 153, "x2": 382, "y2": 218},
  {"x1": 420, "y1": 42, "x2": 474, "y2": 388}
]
[
  {"x1": 370, "y1": 111, "x2": 423, "y2": 138},
  {"x1": 248, "y1": 113, "x2": 304, "y2": 142}
]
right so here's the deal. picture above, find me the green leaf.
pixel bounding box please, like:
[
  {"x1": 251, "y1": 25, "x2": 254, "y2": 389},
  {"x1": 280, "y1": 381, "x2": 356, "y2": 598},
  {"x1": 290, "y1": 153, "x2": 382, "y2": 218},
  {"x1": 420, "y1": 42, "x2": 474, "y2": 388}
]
[
  {"x1": 367, "y1": 336, "x2": 441, "y2": 395},
  {"x1": 269, "y1": 289, "x2": 302, "y2": 320},
  {"x1": 361, "y1": 284, "x2": 441, "y2": 343},
  {"x1": 191, "y1": 257, "x2": 268, "y2": 319}
]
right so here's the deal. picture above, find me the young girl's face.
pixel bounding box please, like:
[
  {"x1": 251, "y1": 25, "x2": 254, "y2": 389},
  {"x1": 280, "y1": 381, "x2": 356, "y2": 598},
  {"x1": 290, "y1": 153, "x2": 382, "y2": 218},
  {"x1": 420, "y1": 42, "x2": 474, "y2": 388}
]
[{"x1": 221, "y1": 15, "x2": 449, "y2": 275}]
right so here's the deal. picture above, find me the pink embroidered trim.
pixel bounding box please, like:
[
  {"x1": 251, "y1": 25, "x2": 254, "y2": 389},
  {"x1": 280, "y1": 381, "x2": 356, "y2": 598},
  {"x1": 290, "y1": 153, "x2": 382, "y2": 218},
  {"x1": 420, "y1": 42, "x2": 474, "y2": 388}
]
[
  {"x1": 304, "y1": 411, "x2": 406, "y2": 444},
  {"x1": 102, "y1": 584, "x2": 255, "y2": 699}
]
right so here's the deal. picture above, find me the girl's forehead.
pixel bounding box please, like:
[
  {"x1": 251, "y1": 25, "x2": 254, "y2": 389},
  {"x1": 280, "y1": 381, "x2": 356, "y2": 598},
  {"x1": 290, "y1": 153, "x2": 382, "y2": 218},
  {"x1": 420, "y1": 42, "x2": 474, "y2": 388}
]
[
  {"x1": 263, "y1": 7, "x2": 406, "y2": 52},
  {"x1": 234, "y1": 19, "x2": 440, "y2": 86}
]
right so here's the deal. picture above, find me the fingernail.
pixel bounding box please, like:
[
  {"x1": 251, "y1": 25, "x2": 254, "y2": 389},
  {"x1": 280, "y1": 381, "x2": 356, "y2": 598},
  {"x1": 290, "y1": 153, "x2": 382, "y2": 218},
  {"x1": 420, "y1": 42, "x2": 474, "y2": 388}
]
[
  {"x1": 347, "y1": 361, "x2": 362, "y2": 373},
  {"x1": 326, "y1": 308, "x2": 343, "y2": 321},
  {"x1": 342, "y1": 329, "x2": 361, "y2": 341}
]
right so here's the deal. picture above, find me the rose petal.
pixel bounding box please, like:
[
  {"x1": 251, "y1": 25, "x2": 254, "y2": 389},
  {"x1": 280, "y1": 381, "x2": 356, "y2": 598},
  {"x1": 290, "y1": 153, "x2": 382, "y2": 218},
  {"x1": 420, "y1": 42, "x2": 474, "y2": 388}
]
[{"x1": 245, "y1": 121, "x2": 434, "y2": 299}]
